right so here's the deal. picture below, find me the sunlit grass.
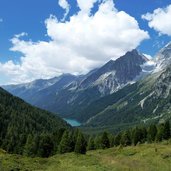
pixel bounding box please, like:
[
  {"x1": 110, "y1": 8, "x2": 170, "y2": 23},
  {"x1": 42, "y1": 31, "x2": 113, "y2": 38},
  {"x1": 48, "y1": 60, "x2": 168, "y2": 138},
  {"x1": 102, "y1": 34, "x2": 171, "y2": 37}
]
[{"x1": 1, "y1": 143, "x2": 171, "y2": 171}]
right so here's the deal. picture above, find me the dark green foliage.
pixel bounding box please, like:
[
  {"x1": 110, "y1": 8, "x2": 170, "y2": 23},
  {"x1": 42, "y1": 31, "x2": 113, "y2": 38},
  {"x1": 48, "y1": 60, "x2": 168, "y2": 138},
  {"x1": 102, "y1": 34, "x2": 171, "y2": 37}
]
[
  {"x1": 156, "y1": 124, "x2": 164, "y2": 142},
  {"x1": 38, "y1": 134, "x2": 54, "y2": 158},
  {"x1": 58, "y1": 130, "x2": 72, "y2": 154},
  {"x1": 100, "y1": 132, "x2": 110, "y2": 149},
  {"x1": 109, "y1": 134, "x2": 115, "y2": 148},
  {"x1": 114, "y1": 133, "x2": 121, "y2": 146},
  {"x1": 23, "y1": 134, "x2": 34, "y2": 157},
  {"x1": 163, "y1": 121, "x2": 170, "y2": 140},
  {"x1": 94, "y1": 136, "x2": 101, "y2": 149},
  {"x1": 156, "y1": 121, "x2": 171, "y2": 142},
  {"x1": 120, "y1": 130, "x2": 131, "y2": 146},
  {"x1": 87, "y1": 137, "x2": 95, "y2": 150},
  {"x1": 141, "y1": 127, "x2": 147, "y2": 143},
  {"x1": 147, "y1": 125, "x2": 157, "y2": 143},
  {"x1": 74, "y1": 132, "x2": 87, "y2": 154},
  {"x1": 52, "y1": 128, "x2": 66, "y2": 153},
  {"x1": 0, "y1": 88, "x2": 69, "y2": 156},
  {"x1": 132, "y1": 127, "x2": 141, "y2": 145}
]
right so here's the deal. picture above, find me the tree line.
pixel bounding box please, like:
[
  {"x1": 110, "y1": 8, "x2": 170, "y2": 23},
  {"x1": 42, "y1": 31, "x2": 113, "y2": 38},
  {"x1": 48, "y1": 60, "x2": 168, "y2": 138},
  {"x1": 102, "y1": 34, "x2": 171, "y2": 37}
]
[{"x1": 22, "y1": 120, "x2": 171, "y2": 157}]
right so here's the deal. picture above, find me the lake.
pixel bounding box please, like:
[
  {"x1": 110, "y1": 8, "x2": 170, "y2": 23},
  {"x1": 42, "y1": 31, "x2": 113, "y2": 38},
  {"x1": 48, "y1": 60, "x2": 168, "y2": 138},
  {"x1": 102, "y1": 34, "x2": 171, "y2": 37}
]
[{"x1": 64, "y1": 118, "x2": 81, "y2": 127}]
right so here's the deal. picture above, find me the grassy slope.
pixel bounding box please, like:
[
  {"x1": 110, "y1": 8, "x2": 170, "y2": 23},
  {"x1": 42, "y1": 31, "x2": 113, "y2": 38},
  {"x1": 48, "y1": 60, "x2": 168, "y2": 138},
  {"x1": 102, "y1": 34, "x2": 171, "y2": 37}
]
[{"x1": 1, "y1": 143, "x2": 171, "y2": 171}]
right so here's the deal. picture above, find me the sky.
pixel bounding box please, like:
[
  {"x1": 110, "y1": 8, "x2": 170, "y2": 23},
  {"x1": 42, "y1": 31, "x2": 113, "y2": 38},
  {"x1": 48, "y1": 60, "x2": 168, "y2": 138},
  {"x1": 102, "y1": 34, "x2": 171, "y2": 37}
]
[{"x1": 0, "y1": 0, "x2": 171, "y2": 85}]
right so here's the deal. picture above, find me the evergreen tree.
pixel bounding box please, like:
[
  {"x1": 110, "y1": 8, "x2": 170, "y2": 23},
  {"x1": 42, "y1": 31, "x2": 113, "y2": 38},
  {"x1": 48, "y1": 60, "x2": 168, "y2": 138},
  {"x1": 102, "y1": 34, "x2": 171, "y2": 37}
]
[
  {"x1": 38, "y1": 134, "x2": 54, "y2": 158},
  {"x1": 52, "y1": 128, "x2": 66, "y2": 153},
  {"x1": 109, "y1": 134, "x2": 115, "y2": 148},
  {"x1": 68, "y1": 131, "x2": 76, "y2": 152},
  {"x1": 31, "y1": 134, "x2": 40, "y2": 156},
  {"x1": 156, "y1": 124, "x2": 164, "y2": 142},
  {"x1": 141, "y1": 127, "x2": 147, "y2": 143},
  {"x1": 23, "y1": 134, "x2": 34, "y2": 156},
  {"x1": 94, "y1": 136, "x2": 101, "y2": 149},
  {"x1": 163, "y1": 121, "x2": 170, "y2": 140},
  {"x1": 147, "y1": 124, "x2": 157, "y2": 143},
  {"x1": 132, "y1": 127, "x2": 143, "y2": 145},
  {"x1": 100, "y1": 132, "x2": 110, "y2": 149},
  {"x1": 74, "y1": 132, "x2": 87, "y2": 154},
  {"x1": 58, "y1": 130, "x2": 72, "y2": 154},
  {"x1": 120, "y1": 130, "x2": 131, "y2": 146},
  {"x1": 114, "y1": 133, "x2": 121, "y2": 146},
  {"x1": 87, "y1": 137, "x2": 95, "y2": 150}
]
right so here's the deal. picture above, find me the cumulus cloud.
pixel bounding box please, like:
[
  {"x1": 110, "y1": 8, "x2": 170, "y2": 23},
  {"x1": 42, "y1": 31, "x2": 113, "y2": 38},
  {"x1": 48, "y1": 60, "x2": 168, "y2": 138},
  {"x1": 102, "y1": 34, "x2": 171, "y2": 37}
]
[
  {"x1": 58, "y1": 0, "x2": 70, "y2": 20},
  {"x1": 0, "y1": 0, "x2": 149, "y2": 84},
  {"x1": 142, "y1": 4, "x2": 171, "y2": 36},
  {"x1": 77, "y1": 0, "x2": 100, "y2": 14}
]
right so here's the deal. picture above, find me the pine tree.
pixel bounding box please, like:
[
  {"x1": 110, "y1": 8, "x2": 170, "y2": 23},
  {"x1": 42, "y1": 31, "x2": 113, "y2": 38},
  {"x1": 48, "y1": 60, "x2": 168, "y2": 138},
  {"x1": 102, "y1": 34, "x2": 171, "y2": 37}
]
[
  {"x1": 163, "y1": 121, "x2": 170, "y2": 140},
  {"x1": 114, "y1": 133, "x2": 121, "y2": 146},
  {"x1": 120, "y1": 130, "x2": 131, "y2": 146},
  {"x1": 132, "y1": 127, "x2": 143, "y2": 145},
  {"x1": 141, "y1": 127, "x2": 147, "y2": 143},
  {"x1": 52, "y1": 128, "x2": 66, "y2": 153},
  {"x1": 87, "y1": 137, "x2": 95, "y2": 150},
  {"x1": 74, "y1": 132, "x2": 87, "y2": 154},
  {"x1": 23, "y1": 134, "x2": 34, "y2": 156},
  {"x1": 38, "y1": 134, "x2": 54, "y2": 158},
  {"x1": 100, "y1": 132, "x2": 110, "y2": 149},
  {"x1": 156, "y1": 124, "x2": 164, "y2": 142},
  {"x1": 147, "y1": 124, "x2": 157, "y2": 143},
  {"x1": 58, "y1": 130, "x2": 72, "y2": 154},
  {"x1": 109, "y1": 134, "x2": 115, "y2": 148},
  {"x1": 94, "y1": 136, "x2": 101, "y2": 149}
]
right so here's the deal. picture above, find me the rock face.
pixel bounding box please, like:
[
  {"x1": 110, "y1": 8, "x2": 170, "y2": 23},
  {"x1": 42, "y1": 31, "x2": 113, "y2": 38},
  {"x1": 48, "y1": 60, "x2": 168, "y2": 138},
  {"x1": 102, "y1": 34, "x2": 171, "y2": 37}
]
[
  {"x1": 83, "y1": 42, "x2": 171, "y2": 128},
  {"x1": 3, "y1": 49, "x2": 149, "y2": 122},
  {"x1": 79, "y1": 49, "x2": 148, "y2": 95},
  {"x1": 155, "y1": 42, "x2": 171, "y2": 72}
]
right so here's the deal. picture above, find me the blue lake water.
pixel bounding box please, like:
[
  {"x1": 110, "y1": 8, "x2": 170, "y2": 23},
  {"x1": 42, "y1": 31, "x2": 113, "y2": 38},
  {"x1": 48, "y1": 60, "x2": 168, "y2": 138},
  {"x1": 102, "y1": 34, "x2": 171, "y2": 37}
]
[{"x1": 64, "y1": 118, "x2": 81, "y2": 127}]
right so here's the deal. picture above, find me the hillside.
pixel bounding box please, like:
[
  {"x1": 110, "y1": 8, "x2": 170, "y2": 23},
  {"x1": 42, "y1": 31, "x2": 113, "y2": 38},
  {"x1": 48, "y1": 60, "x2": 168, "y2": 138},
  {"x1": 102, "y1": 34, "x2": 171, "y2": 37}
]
[
  {"x1": 1, "y1": 143, "x2": 171, "y2": 171},
  {"x1": 0, "y1": 87, "x2": 70, "y2": 154},
  {"x1": 3, "y1": 49, "x2": 149, "y2": 122},
  {"x1": 83, "y1": 43, "x2": 171, "y2": 129}
]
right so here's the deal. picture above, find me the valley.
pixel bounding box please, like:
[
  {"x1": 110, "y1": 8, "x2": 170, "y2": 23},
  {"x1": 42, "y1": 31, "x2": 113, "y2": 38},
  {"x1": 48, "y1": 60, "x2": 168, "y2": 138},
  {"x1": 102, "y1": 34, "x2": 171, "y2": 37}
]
[
  {"x1": 0, "y1": 1, "x2": 171, "y2": 170},
  {"x1": 3, "y1": 42, "x2": 171, "y2": 133}
]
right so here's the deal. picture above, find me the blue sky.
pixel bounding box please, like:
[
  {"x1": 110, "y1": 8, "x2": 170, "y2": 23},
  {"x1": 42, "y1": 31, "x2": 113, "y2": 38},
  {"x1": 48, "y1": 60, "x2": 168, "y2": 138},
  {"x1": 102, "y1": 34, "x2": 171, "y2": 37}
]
[{"x1": 0, "y1": 0, "x2": 171, "y2": 84}]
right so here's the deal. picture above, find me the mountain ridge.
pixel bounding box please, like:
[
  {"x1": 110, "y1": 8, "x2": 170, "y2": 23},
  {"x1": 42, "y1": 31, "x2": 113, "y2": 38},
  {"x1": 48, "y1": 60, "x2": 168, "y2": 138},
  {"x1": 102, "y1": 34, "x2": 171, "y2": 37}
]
[{"x1": 3, "y1": 49, "x2": 150, "y2": 124}]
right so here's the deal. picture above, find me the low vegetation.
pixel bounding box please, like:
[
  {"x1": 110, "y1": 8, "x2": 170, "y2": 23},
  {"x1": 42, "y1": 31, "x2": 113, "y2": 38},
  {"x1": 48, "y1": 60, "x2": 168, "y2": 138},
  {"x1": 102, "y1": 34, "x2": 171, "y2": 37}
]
[{"x1": 1, "y1": 143, "x2": 171, "y2": 171}]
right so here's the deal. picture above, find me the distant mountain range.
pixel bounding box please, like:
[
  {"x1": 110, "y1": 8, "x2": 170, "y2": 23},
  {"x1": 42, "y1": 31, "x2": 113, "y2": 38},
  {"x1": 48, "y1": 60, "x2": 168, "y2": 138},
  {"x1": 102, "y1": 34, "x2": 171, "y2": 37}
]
[{"x1": 3, "y1": 42, "x2": 171, "y2": 131}]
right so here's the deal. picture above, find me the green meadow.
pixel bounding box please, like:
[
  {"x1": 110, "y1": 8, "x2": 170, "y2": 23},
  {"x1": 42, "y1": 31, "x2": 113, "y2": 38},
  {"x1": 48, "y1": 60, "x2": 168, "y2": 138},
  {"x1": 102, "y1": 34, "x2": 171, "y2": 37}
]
[{"x1": 1, "y1": 143, "x2": 171, "y2": 171}]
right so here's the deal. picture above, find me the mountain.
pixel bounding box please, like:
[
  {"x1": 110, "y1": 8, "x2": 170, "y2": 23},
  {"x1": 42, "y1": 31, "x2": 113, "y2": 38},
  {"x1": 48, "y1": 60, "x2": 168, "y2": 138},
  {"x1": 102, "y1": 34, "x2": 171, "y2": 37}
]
[
  {"x1": 3, "y1": 74, "x2": 77, "y2": 106},
  {"x1": 0, "y1": 87, "x2": 70, "y2": 154},
  {"x1": 79, "y1": 49, "x2": 149, "y2": 95},
  {"x1": 82, "y1": 42, "x2": 171, "y2": 130},
  {"x1": 155, "y1": 42, "x2": 171, "y2": 71},
  {"x1": 3, "y1": 49, "x2": 149, "y2": 123}
]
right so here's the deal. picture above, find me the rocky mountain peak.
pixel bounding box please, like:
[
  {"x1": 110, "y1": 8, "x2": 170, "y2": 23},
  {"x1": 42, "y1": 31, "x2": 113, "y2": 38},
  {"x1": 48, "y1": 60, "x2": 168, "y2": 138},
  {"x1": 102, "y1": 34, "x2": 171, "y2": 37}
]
[{"x1": 155, "y1": 41, "x2": 171, "y2": 71}]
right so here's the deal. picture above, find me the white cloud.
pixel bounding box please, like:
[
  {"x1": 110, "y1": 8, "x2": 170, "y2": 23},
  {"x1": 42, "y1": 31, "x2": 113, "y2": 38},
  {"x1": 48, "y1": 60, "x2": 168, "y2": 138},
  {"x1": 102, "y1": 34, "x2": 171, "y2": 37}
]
[
  {"x1": 0, "y1": 0, "x2": 149, "y2": 85},
  {"x1": 0, "y1": 18, "x2": 3, "y2": 22},
  {"x1": 143, "y1": 53, "x2": 153, "y2": 60},
  {"x1": 77, "y1": 0, "x2": 100, "y2": 14},
  {"x1": 142, "y1": 4, "x2": 171, "y2": 36},
  {"x1": 58, "y1": 0, "x2": 70, "y2": 20}
]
